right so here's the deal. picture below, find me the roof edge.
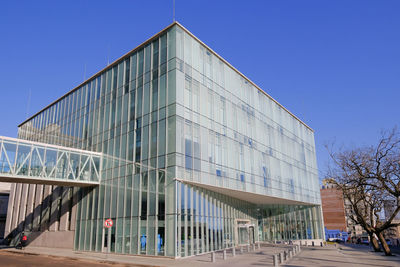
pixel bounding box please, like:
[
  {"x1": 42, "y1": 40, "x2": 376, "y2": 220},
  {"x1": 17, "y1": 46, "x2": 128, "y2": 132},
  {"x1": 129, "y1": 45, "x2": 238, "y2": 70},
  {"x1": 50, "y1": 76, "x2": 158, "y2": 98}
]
[
  {"x1": 18, "y1": 21, "x2": 179, "y2": 127},
  {"x1": 19, "y1": 21, "x2": 313, "y2": 133},
  {"x1": 174, "y1": 21, "x2": 314, "y2": 132}
]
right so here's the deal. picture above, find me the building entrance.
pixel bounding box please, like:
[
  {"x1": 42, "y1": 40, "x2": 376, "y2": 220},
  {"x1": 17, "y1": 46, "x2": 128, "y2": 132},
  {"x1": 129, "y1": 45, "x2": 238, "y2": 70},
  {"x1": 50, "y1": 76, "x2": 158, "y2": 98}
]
[{"x1": 236, "y1": 219, "x2": 255, "y2": 245}]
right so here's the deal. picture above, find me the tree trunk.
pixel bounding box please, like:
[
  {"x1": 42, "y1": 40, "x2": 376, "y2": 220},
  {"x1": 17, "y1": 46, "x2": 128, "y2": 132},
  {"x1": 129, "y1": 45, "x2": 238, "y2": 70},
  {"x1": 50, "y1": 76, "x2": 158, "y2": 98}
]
[
  {"x1": 377, "y1": 231, "x2": 392, "y2": 256},
  {"x1": 369, "y1": 233, "x2": 381, "y2": 252}
]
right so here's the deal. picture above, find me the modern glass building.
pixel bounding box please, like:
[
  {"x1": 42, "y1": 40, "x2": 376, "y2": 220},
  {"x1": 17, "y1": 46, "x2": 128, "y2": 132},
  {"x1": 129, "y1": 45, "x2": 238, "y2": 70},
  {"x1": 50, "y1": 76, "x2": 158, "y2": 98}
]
[{"x1": 5, "y1": 22, "x2": 324, "y2": 257}]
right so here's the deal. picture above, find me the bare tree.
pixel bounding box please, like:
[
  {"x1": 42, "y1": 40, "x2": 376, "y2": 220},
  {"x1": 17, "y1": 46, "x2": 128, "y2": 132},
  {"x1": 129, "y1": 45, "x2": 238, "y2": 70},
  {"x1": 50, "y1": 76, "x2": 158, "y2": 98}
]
[{"x1": 326, "y1": 128, "x2": 400, "y2": 256}]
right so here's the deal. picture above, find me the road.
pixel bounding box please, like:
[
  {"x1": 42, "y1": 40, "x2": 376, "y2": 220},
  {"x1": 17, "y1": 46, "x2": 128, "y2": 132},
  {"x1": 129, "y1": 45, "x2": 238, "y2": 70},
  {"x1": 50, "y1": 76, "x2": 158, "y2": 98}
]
[{"x1": 0, "y1": 250, "x2": 153, "y2": 267}]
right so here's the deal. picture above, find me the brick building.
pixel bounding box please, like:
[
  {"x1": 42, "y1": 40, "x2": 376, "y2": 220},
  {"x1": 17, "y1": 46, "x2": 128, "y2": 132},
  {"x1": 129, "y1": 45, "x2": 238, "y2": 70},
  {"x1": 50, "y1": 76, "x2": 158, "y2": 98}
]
[{"x1": 320, "y1": 184, "x2": 346, "y2": 231}]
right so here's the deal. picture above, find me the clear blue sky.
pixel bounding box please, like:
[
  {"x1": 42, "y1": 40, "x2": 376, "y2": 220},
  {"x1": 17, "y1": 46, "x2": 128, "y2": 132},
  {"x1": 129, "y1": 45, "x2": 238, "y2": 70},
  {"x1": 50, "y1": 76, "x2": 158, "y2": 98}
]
[{"x1": 1, "y1": 0, "x2": 399, "y2": 178}]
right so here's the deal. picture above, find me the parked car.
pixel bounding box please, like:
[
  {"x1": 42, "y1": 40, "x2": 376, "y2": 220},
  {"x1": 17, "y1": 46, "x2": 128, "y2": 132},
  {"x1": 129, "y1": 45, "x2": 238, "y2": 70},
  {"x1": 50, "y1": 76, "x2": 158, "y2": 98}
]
[{"x1": 360, "y1": 237, "x2": 369, "y2": 245}]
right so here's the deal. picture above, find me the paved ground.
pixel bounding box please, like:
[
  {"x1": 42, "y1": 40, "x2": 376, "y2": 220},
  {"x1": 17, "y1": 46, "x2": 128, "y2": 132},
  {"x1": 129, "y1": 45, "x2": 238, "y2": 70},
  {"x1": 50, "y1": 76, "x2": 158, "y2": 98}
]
[
  {"x1": 1, "y1": 244, "x2": 290, "y2": 267},
  {"x1": 284, "y1": 244, "x2": 400, "y2": 267},
  {"x1": 179, "y1": 245, "x2": 291, "y2": 267},
  {"x1": 2, "y1": 243, "x2": 400, "y2": 266},
  {"x1": 0, "y1": 250, "x2": 157, "y2": 267}
]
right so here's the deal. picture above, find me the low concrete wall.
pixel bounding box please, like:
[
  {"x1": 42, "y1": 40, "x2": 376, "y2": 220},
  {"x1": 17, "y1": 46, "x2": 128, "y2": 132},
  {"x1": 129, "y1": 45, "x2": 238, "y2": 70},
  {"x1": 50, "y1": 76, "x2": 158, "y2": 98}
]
[
  {"x1": 27, "y1": 230, "x2": 74, "y2": 249},
  {"x1": 293, "y1": 239, "x2": 324, "y2": 246}
]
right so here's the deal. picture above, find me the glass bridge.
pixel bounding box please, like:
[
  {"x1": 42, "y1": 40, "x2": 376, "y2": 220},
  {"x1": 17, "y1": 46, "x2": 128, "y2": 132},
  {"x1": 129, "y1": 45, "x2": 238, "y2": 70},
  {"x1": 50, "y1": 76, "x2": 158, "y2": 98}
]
[{"x1": 0, "y1": 136, "x2": 101, "y2": 187}]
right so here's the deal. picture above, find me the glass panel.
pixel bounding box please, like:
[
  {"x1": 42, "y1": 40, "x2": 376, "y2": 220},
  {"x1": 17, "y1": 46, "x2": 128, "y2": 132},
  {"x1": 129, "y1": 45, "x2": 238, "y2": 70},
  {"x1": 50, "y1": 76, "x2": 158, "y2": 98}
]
[
  {"x1": 15, "y1": 144, "x2": 31, "y2": 175},
  {"x1": 30, "y1": 147, "x2": 45, "y2": 176},
  {"x1": 3, "y1": 142, "x2": 17, "y2": 171},
  {"x1": 45, "y1": 149, "x2": 58, "y2": 177}
]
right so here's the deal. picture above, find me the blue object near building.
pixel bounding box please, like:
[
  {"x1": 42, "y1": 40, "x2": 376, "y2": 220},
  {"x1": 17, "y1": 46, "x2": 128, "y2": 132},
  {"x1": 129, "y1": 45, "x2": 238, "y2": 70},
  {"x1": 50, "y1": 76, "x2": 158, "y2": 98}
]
[
  {"x1": 157, "y1": 234, "x2": 163, "y2": 252},
  {"x1": 140, "y1": 235, "x2": 147, "y2": 249},
  {"x1": 307, "y1": 228, "x2": 312, "y2": 239},
  {"x1": 325, "y1": 228, "x2": 348, "y2": 242}
]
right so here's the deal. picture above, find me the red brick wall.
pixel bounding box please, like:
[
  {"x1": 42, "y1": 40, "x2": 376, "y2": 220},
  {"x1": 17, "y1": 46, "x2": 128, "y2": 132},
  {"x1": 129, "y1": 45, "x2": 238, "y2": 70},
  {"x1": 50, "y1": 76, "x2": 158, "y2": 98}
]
[{"x1": 320, "y1": 187, "x2": 347, "y2": 231}]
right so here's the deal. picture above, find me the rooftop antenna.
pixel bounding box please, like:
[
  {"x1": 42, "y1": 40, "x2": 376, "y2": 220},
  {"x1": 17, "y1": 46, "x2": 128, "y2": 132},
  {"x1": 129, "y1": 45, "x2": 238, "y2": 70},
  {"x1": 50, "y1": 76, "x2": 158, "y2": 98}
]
[
  {"x1": 83, "y1": 63, "x2": 87, "y2": 81},
  {"x1": 107, "y1": 44, "x2": 110, "y2": 66},
  {"x1": 173, "y1": 0, "x2": 176, "y2": 22},
  {"x1": 25, "y1": 88, "x2": 31, "y2": 119}
]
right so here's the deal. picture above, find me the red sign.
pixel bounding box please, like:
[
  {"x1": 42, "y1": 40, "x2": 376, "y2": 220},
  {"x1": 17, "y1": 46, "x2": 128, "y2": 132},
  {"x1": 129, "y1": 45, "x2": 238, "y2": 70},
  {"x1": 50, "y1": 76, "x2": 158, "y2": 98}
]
[{"x1": 104, "y1": 218, "x2": 113, "y2": 228}]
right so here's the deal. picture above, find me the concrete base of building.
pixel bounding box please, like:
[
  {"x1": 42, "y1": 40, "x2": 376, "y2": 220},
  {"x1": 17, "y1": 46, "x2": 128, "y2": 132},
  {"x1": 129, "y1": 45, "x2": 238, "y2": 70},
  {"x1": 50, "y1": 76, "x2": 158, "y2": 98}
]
[{"x1": 26, "y1": 231, "x2": 73, "y2": 249}]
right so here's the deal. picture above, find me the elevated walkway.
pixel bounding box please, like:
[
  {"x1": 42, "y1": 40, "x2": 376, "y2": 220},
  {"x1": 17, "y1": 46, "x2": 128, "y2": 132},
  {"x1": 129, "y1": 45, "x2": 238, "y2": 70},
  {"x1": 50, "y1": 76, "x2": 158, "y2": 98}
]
[{"x1": 0, "y1": 136, "x2": 101, "y2": 187}]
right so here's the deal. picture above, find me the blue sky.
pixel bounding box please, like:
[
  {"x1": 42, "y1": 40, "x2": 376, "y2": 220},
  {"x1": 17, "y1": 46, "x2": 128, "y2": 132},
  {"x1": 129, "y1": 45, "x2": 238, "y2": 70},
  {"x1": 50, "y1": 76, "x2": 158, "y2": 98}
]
[{"x1": 1, "y1": 0, "x2": 399, "y2": 178}]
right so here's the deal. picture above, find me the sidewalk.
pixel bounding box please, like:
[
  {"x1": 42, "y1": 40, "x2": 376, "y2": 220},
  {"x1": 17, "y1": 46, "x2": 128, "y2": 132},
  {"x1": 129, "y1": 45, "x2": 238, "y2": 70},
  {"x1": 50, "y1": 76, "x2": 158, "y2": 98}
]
[
  {"x1": 4, "y1": 243, "x2": 400, "y2": 267},
  {"x1": 2, "y1": 244, "x2": 292, "y2": 267},
  {"x1": 3, "y1": 246, "x2": 167, "y2": 267},
  {"x1": 178, "y1": 244, "x2": 293, "y2": 267},
  {"x1": 283, "y1": 244, "x2": 400, "y2": 267}
]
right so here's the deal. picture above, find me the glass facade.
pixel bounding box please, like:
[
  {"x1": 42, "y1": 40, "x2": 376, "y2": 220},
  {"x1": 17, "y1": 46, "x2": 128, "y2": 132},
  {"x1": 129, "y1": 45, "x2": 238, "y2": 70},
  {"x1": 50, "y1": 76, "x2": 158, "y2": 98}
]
[
  {"x1": 10, "y1": 22, "x2": 323, "y2": 258},
  {"x1": 173, "y1": 26, "x2": 320, "y2": 205}
]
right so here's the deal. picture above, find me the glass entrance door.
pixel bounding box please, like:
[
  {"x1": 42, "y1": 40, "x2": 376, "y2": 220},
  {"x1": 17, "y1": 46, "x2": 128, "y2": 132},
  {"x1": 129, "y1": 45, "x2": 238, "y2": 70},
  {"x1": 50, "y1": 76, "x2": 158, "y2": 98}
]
[
  {"x1": 238, "y1": 226, "x2": 249, "y2": 245},
  {"x1": 249, "y1": 226, "x2": 255, "y2": 244},
  {"x1": 236, "y1": 222, "x2": 256, "y2": 245}
]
